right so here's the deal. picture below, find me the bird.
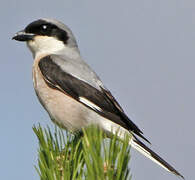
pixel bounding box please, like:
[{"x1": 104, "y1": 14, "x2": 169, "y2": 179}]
[{"x1": 12, "y1": 18, "x2": 184, "y2": 179}]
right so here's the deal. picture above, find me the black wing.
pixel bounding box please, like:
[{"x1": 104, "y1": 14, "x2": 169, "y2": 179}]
[{"x1": 38, "y1": 55, "x2": 150, "y2": 143}]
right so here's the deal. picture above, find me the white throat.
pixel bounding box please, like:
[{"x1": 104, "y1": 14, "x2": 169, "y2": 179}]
[{"x1": 27, "y1": 36, "x2": 80, "y2": 59}]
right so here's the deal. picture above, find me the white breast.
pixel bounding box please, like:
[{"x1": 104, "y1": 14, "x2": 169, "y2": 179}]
[
  {"x1": 32, "y1": 57, "x2": 103, "y2": 132},
  {"x1": 32, "y1": 57, "x2": 126, "y2": 136}
]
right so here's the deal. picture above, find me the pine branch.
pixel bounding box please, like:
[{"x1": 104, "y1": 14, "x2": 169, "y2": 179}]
[{"x1": 33, "y1": 125, "x2": 132, "y2": 180}]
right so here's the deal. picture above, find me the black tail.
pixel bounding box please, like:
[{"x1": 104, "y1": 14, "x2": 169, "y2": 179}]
[{"x1": 130, "y1": 136, "x2": 184, "y2": 179}]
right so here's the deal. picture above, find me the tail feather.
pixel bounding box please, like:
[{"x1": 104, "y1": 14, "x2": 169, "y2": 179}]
[{"x1": 130, "y1": 136, "x2": 184, "y2": 179}]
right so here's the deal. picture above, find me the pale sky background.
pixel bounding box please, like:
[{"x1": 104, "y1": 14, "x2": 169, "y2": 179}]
[{"x1": 1, "y1": 0, "x2": 194, "y2": 179}]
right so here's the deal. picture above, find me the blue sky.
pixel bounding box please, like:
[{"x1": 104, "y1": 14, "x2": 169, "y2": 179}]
[{"x1": 1, "y1": 0, "x2": 194, "y2": 179}]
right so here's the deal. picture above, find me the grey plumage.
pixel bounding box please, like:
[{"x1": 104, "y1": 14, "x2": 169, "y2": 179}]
[{"x1": 12, "y1": 18, "x2": 184, "y2": 179}]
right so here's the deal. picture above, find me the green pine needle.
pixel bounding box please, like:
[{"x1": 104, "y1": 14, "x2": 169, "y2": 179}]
[{"x1": 33, "y1": 124, "x2": 132, "y2": 180}]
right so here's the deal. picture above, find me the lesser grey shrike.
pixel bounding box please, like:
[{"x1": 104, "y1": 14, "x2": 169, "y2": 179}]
[{"x1": 12, "y1": 18, "x2": 184, "y2": 179}]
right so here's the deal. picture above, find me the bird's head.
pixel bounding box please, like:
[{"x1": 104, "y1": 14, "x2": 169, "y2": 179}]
[{"x1": 12, "y1": 18, "x2": 79, "y2": 58}]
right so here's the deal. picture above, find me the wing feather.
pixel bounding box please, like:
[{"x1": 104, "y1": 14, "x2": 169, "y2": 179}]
[{"x1": 38, "y1": 55, "x2": 149, "y2": 143}]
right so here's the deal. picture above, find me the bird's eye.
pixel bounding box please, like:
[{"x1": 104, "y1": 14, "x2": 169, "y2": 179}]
[{"x1": 42, "y1": 25, "x2": 48, "y2": 30}]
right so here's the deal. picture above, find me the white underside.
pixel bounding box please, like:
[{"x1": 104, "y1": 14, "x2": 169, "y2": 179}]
[
  {"x1": 32, "y1": 48, "x2": 172, "y2": 175},
  {"x1": 97, "y1": 116, "x2": 171, "y2": 173}
]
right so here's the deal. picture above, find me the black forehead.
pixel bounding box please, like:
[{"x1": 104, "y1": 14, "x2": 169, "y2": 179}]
[
  {"x1": 24, "y1": 19, "x2": 69, "y2": 44},
  {"x1": 25, "y1": 20, "x2": 57, "y2": 32}
]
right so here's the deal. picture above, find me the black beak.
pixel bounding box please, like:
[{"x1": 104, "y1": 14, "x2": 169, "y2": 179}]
[{"x1": 12, "y1": 30, "x2": 35, "y2": 41}]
